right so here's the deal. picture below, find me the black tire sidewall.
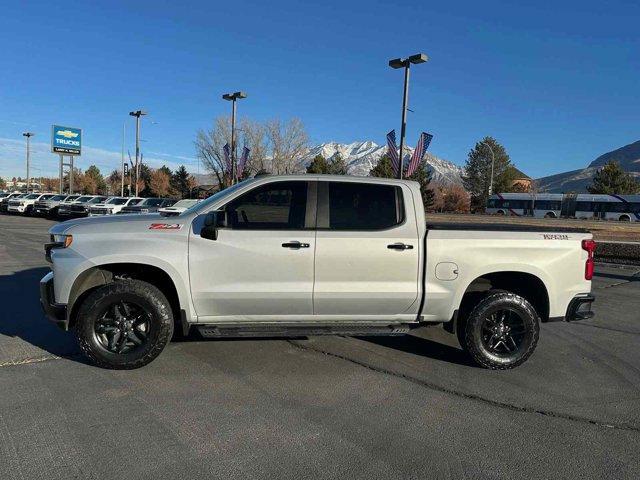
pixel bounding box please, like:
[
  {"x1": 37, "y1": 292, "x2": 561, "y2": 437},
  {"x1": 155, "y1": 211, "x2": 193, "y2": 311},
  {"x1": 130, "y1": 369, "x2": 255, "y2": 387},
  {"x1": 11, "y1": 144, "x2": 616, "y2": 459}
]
[
  {"x1": 75, "y1": 280, "x2": 173, "y2": 369},
  {"x1": 464, "y1": 292, "x2": 540, "y2": 369}
]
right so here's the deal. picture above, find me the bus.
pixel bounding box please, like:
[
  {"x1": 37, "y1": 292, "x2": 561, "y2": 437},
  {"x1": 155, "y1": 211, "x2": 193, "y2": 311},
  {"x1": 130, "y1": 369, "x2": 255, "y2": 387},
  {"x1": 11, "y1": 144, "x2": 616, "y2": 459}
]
[{"x1": 486, "y1": 193, "x2": 640, "y2": 222}]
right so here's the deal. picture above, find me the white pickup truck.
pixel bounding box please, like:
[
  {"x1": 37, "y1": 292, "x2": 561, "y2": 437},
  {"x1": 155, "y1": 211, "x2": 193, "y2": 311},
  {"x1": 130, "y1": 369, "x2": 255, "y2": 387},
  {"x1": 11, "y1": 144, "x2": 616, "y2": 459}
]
[{"x1": 40, "y1": 175, "x2": 595, "y2": 370}]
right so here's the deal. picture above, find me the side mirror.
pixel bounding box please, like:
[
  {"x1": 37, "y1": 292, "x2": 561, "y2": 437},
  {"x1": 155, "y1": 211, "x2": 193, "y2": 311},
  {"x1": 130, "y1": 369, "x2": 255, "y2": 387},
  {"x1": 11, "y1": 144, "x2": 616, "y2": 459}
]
[{"x1": 201, "y1": 210, "x2": 227, "y2": 240}]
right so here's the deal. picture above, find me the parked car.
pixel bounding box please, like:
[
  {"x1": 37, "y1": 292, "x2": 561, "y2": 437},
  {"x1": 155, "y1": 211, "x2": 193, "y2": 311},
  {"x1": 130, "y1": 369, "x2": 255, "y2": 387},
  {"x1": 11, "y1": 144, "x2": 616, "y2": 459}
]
[
  {"x1": 58, "y1": 195, "x2": 108, "y2": 218},
  {"x1": 118, "y1": 198, "x2": 176, "y2": 215},
  {"x1": 8, "y1": 193, "x2": 50, "y2": 215},
  {"x1": 33, "y1": 194, "x2": 72, "y2": 217},
  {"x1": 41, "y1": 175, "x2": 595, "y2": 370},
  {"x1": 0, "y1": 193, "x2": 25, "y2": 213},
  {"x1": 158, "y1": 198, "x2": 200, "y2": 216},
  {"x1": 89, "y1": 197, "x2": 143, "y2": 216}
]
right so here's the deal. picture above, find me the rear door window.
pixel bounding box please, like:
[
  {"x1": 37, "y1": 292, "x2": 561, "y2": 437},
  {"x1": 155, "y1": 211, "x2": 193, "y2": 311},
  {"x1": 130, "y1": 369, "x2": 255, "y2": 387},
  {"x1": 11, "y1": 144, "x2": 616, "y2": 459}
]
[{"x1": 326, "y1": 182, "x2": 403, "y2": 230}]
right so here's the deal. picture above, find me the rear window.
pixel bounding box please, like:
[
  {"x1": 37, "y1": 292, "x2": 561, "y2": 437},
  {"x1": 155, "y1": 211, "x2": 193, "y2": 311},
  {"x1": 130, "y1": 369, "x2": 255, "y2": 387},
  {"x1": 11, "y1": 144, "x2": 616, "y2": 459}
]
[{"x1": 327, "y1": 182, "x2": 403, "y2": 230}]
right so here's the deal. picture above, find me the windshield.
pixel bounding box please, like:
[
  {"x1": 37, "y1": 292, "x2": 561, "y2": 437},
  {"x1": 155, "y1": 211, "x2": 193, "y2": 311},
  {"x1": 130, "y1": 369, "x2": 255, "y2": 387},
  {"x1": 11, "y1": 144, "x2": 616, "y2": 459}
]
[
  {"x1": 88, "y1": 197, "x2": 106, "y2": 204},
  {"x1": 0, "y1": 193, "x2": 8, "y2": 198},
  {"x1": 76, "y1": 196, "x2": 93, "y2": 202},
  {"x1": 107, "y1": 198, "x2": 128, "y2": 205},
  {"x1": 172, "y1": 199, "x2": 199, "y2": 208},
  {"x1": 126, "y1": 198, "x2": 143, "y2": 205},
  {"x1": 180, "y1": 179, "x2": 256, "y2": 216},
  {"x1": 26, "y1": 194, "x2": 40, "y2": 199},
  {"x1": 140, "y1": 198, "x2": 163, "y2": 207},
  {"x1": 41, "y1": 195, "x2": 54, "y2": 200},
  {"x1": 51, "y1": 195, "x2": 67, "y2": 201}
]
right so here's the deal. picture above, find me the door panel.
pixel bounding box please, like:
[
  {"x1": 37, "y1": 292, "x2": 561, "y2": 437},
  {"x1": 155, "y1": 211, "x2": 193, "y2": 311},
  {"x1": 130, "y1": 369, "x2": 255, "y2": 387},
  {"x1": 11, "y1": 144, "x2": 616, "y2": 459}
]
[
  {"x1": 313, "y1": 181, "x2": 421, "y2": 317},
  {"x1": 189, "y1": 228, "x2": 315, "y2": 317},
  {"x1": 188, "y1": 180, "x2": 315, "y2": 320}
]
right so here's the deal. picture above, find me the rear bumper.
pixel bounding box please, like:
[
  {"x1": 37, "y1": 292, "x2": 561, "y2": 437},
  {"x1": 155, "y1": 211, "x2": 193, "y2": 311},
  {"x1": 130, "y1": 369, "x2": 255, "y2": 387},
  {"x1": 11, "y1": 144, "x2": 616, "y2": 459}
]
[
  {"x1": 39, "y1": 272, "x2": 69, "y2": 330},
  {"x1": 547, "y1": 294, "x2": 595, "y2": 322}
]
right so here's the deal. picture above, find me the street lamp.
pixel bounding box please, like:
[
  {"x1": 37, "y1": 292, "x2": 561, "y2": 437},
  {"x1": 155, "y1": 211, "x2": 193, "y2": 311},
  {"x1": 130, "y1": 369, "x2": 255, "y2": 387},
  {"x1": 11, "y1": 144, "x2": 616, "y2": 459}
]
[
  {"x1": 480, "y1": 140, "x2": 496, "y2": 195},
  {"x1": 129, "y1": 110, "x2": 147, "y2": 196},
  {"x1": 222, "y1": 91, "x2": 247, "y2": 184},
  {"x1": 388, "y1": 53, "x2": 428, "y2": 179},
  {"x1": 22, "y1": 132, "x2": 35, "y2": 193}
]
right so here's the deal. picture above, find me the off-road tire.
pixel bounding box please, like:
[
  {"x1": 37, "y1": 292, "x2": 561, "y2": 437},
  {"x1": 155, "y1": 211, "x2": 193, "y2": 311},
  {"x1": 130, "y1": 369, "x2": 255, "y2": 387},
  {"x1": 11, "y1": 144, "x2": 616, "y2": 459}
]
[
  {"x1": 461, "y1": 291, "x2": 540, "y2": 370},
  {"x1": 75, "y1": 279, "x2": 173, "y2": 369}
]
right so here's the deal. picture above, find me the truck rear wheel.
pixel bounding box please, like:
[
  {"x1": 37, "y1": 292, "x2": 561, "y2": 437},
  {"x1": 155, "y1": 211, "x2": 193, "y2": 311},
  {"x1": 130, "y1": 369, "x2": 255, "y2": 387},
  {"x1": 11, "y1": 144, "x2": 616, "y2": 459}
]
[
  {"x1": 460, "y1": 291, "x2": 540, "y2": 369},
  {"x1": 74, "y1": 279, "x2": 174, "y2": 369}
]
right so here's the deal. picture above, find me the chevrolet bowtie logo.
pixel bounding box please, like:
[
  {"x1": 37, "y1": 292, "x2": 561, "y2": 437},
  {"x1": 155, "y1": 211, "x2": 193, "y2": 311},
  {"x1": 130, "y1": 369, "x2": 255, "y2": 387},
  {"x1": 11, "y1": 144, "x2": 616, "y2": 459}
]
[{"x1": 57, "y1": 130, "x2": 79, "y2": 139}]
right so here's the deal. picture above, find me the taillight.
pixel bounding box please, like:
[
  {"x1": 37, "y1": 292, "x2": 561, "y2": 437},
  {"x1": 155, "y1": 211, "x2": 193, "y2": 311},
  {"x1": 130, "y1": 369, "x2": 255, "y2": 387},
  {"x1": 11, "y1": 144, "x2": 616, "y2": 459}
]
[{"x1": 582, "y1": 239, "x2": 596, "y2": 280}]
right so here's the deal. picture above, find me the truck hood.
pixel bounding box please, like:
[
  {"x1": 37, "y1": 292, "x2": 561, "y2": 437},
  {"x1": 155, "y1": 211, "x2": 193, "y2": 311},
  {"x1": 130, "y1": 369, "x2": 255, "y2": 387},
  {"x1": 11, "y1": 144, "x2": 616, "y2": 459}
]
[{"x1": 49, "y1": 212, "x2": 189, "y2": 235}]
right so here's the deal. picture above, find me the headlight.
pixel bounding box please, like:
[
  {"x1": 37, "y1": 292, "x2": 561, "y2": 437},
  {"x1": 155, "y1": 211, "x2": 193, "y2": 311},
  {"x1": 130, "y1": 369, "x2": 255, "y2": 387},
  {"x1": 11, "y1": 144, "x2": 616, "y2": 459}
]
[{"x1": 50, "y1": 234, "x2": 73, "y2": 248}]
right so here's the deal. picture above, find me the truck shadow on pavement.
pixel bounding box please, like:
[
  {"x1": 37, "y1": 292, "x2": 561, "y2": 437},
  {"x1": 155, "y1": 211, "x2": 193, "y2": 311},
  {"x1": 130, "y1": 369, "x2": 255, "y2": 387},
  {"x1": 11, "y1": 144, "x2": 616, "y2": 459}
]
[
  {"x1": 360, "y1": 335, "x2": 477, "y2": 367},
  {"x1": 0, "y1": 266, "x2": 82, "y2": 361}
]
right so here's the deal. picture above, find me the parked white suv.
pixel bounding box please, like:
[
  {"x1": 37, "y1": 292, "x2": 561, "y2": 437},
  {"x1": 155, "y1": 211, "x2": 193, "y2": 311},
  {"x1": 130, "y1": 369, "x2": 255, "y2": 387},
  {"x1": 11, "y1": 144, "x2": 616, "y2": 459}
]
[
  {"x1": 89, "y1": 197, "x2": 143, "y2": 216},
  {"x1": 41, "y1": 175, "x2": 595, "y2": 370}
]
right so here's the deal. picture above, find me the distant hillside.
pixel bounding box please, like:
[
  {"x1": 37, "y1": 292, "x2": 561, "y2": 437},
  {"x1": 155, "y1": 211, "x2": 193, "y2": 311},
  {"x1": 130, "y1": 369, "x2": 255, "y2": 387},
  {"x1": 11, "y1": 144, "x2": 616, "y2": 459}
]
[{"x1": 536, "y1": 140, "x2": 640, "y2": 193}]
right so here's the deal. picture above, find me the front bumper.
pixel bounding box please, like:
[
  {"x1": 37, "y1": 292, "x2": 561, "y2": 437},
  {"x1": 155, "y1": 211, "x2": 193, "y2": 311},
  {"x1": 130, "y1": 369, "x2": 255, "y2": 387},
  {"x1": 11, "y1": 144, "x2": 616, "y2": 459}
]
[
  {"x1": 34, "y1": 206, "x2": 52, "y2": 215},
  {"x1": 8, "y1": 205, "x2": 26, "y2": 213},
  {"x1": 39, "y1": 272, "x2": 69, "y2": 330}
]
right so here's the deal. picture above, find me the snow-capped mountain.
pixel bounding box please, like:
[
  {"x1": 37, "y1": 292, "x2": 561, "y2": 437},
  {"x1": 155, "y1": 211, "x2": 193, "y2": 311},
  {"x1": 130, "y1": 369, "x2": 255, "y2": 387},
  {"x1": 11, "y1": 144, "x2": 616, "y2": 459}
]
[{"x1": 303, "y1": 141, "x2": 464, "y2": 185}]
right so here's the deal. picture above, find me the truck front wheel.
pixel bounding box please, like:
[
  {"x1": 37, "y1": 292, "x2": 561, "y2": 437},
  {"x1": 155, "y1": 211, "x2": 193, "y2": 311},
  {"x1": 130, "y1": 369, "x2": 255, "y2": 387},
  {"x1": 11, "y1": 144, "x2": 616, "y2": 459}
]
[
  {"x1": 460, "y1": 291, "x2": 540, "y2": 369},
  {"x1": 74, "y1": 279, "x2": 174, "y2": 369}
]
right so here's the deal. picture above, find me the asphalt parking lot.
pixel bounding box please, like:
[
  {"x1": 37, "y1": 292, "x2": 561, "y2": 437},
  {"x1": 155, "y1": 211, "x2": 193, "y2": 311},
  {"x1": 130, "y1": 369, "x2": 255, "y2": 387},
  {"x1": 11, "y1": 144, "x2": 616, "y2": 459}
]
[{"x1": 0, "y1": 215, "x2": 639, "y2": 479}]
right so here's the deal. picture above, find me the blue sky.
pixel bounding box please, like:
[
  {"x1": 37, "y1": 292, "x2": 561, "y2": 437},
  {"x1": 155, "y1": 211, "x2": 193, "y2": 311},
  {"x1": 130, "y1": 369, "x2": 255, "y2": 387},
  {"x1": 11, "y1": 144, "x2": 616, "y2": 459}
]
[{"x1": 0, "y1": 0, "x2": 638, "y2": 179}]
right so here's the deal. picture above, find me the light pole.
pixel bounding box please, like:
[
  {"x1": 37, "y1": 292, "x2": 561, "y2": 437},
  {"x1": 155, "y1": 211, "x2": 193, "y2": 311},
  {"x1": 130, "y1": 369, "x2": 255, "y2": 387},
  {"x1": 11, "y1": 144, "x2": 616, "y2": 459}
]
[
  {"x1": 222, "y1": 91, "x2": 247, "y2": 184},
  {"x1": 388, "y1": 53, "x2": 428, "y2": 179},
  {"x1": 129, "y1": 110, "x2": 147, "y2": 196},
  {"x1": 121, "y1": 122, "x2": 126, "y2": 197},
  {"x1": 480, "y1": 140, "x2": 496, "y2": 195},
  {"x1": 22, "y1": 132, "x2": 34, "y2": 192}
]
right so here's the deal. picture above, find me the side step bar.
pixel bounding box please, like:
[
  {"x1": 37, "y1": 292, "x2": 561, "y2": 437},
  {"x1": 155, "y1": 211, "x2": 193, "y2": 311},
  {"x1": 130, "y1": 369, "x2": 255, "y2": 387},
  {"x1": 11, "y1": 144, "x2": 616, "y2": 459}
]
[{"x1": 196, "y1": 324, "x2": 412, "y2": 338}]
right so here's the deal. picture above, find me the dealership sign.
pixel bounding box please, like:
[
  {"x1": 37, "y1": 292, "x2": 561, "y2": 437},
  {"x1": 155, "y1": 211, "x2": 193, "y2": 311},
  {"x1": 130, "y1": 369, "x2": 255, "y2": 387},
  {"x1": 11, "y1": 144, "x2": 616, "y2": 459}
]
[{"x1": 51, "y1": 125, "x2": 82, "y2": 155}]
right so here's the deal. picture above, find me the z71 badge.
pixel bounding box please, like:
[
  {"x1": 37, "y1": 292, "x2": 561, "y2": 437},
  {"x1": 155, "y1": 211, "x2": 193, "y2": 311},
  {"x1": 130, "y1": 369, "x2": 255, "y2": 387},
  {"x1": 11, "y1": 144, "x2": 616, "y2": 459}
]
[{"x1": 149, "y1": 223, "x2": 182, "y2": 230}]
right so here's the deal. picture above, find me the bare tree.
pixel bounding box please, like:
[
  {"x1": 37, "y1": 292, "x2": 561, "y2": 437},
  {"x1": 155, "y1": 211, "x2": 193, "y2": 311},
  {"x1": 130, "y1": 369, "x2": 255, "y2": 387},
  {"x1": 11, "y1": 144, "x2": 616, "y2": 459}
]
[
  {"x1": 195, "y1": 116, "x2": 232, "y2": 189},
  {"x1": 196, "y1": 116, "x2": 308, "y2": 183},
  {"x1": 265, "y1": 118, "x2": 309, "y2": 175},
  {"x1": 239, "y1": 118, "x2": 269, "y2": 176}
]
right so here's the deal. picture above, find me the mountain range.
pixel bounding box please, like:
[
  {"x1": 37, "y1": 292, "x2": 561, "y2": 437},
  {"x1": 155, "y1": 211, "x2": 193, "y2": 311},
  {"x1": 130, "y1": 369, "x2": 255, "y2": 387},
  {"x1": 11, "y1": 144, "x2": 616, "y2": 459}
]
[
  {"x1": 536, "y1": 140, "x2": 640, "y2": 193},
  {"x1": 303, "y1": 141, "x2": 464, "y2": 185}
]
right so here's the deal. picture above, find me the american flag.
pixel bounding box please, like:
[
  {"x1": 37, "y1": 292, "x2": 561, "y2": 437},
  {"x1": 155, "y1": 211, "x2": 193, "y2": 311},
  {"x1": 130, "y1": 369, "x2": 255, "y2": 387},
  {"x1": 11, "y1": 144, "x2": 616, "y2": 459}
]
[
  {"x1": 223, "y1": 143, "x2": 231, "y2": 175},
  {"x1": 386, "y1": 130, "x2": 400, "y2": 177},
  {"x1": 237, "y1": 146, "x2": 250, "y2": 179},
  {"x1": 406, "y1": 132, "x2": 433, "y2": 177}
]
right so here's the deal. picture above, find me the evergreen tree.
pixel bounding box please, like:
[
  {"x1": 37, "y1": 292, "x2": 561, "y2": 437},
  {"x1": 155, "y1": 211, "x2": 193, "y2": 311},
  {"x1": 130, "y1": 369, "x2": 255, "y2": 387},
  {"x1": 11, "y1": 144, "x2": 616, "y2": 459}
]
[
  {"x1": 587, "y1": 161, "x2": 640, "y2": 194},
  {"x1": 462, "y1": 137, "x2": 513, "y2": 211},
  {"x1": 370, "y1": 155, "x2": 435, "y2": 209},
  {"x1": 306, "y1": 155, "x2": 330, "y2": 173},
  {"x1": 171, "y1": 165, "x2": 191, "y2": 198},
  {"x1": 85, "y1": 165, "x2": 107, "y2": 194},
  {"x1": 328, "y1": 153, "x2": 348, "y2": 175}
]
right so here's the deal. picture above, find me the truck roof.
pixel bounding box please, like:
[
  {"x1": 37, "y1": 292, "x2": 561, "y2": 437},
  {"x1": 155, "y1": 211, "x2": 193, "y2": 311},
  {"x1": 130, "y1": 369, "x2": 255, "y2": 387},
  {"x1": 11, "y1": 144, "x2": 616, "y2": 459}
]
[{"x1": 253, "y1": 174, "x2": 420, "y2": 187}]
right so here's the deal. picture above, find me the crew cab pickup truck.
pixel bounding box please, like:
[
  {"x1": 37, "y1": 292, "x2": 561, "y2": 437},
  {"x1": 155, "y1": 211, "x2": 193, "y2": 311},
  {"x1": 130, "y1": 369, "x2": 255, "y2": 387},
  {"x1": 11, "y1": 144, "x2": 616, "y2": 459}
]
[
  {"x1": 40, "y1": 175, "x2": 595, "y2": 370},
  {"x1": 8, "y1": 193, "x2": 49, "y2": 214}
]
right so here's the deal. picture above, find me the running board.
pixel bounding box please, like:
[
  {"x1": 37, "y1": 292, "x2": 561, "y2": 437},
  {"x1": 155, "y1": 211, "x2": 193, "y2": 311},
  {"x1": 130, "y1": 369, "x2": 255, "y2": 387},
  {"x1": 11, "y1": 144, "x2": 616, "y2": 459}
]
[{"x1": 196, "y1": 324, "x2": 411, "y2": 338}]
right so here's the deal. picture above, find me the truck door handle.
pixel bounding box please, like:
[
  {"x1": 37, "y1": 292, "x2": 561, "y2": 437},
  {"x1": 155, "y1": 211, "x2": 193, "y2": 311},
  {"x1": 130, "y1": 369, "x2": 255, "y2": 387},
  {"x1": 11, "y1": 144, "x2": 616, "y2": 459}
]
[
  {"x1": 387, "y1": 243, "x2": 413, "y2": 251},
  {"x1": 282, "y1": 241, "x2": 310, "y2": 249}
]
